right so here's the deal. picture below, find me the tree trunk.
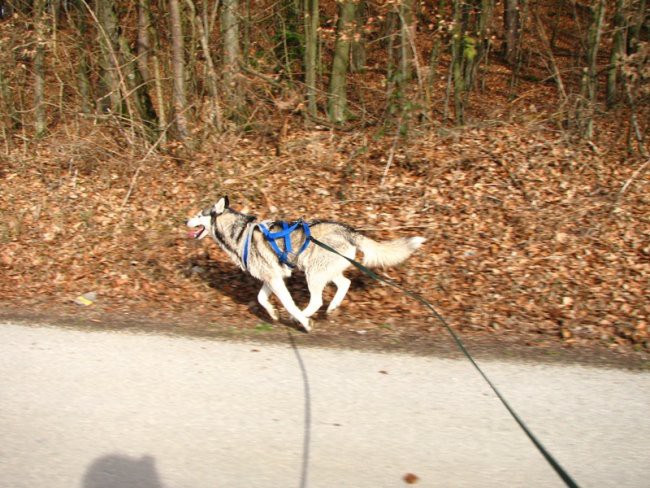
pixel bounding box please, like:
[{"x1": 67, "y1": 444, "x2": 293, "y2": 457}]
[
  {"x1": 222, "y1": 0, "x2": 242, "y2": 114},
  {"x1": 627, "y1": 0, "x2": 647, "y2": 54},
  {"x1": 474, "y1": 0, "x2": 493, "y2": 91},
  {"x1": 328, "y1": 0, "x2": 357, "y2": 123},
  {"x1": 95, "y1": 0, "x2": 122, "y2": 115},
  {"x1": 34, "y1": 0, "x2": 47, "y2": 137},
  {"x1": 607, "y1": 0, "x2": 626, "y2": 108},
  {"x1": 137, "y1": 0, "x2": 152, "y2": 85},
  {"x1": 503, "y1": 0, "x2": 520, "y2": 65},
  {"x1": 169, "y1": 0, "x2": 190, "y2": 140},
  {"x1": 0, "y1": 64, "x2": 14, "y2": 151},
  {"x1": 451, "y1": 0, "x2": 465, "y2": 125},
  {"x1": 535, "y1": 11, "x2": 566, "y2": 102},
  {"x1": 115, "y1": 28, "x2": 157, "y2": 134},
  {"x1": 582, "y1": 0, "x2": 606, "y2": 139},
  {"x1": 185, "y1": 0, "x2": 223, "y2": 131},
  {"x1": 398, "y1": 0, "x2": 415, "y2": 83},
  {"x1": 304, "y1": 0, "x2": 319, "y2": 117},
  {"x1": 66, "y1": 3, "x2": 92, "y2": 115},
  {"x1": 350, "y1": 0, "x2": 366, "y2": 73}
]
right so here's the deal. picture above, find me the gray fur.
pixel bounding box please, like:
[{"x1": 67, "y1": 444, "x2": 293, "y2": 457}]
[{"x1": 187, "y1": 197, "x2": 425, "y2": 332}]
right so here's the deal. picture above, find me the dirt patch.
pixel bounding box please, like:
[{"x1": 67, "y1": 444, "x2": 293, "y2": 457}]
[{"x1": 1, "y1": 300, "x2": 647, "y2": 371}]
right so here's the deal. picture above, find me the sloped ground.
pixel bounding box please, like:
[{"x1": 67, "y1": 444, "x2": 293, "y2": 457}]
[{"x1": 1, "y1": 114, "x2": 648, "y2": 361}]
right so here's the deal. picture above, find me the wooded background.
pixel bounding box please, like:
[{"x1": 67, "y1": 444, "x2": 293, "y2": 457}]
[
  {"x1": 0, "y1": 1, "x2": 648, "y2": 351},
  {"x1": 0, "y1": 0, "x2": 647, "y2": 151}
]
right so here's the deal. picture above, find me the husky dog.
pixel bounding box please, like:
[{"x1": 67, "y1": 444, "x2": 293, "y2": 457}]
[{"x1": 186, "y1": 196, "x2": 425, "y2": 332}]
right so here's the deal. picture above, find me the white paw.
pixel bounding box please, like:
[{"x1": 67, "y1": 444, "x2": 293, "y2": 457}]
[
  {"x1": 301, "y1": 320, "x2": 312, "y2": 333},
  {"x1": 294, "y1": 316, "x2": 311, "y2": 332},
  {"x1": 326, "y1": 304, "x2": 340, "y2": 315},
  {"x1": 303, "y1": 308, "x2": 318, "y2": 318}
]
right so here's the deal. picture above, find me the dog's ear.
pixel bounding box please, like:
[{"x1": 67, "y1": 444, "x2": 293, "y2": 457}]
[{"x1": 213, "y1": 196, "x2": 229, "y2": 215}]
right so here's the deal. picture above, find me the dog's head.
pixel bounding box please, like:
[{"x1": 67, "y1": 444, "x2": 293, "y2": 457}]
[{"x1": 186, "y1": 196, "x2": 229, "y2": 240}]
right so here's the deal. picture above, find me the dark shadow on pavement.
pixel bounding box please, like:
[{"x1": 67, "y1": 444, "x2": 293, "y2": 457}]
[
  {"x1": 288, "y1": 330, "x2": 312, "y2": 488},
  {"x1": 183, "y1": 253, "x2": 374, "y2": 328},
  {"x1": 82, "y1": 453, "x2": 164, "y2": 488},
  {"x1": 183, "y1": 255, "x2": 313, "y2": 329}
]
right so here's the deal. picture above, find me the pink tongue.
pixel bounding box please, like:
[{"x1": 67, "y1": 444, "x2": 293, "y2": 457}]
[{"x1": 187, "y1": 225, "x2": 206, "y2": 239}]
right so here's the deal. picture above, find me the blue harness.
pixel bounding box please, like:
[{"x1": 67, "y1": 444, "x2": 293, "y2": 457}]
[{"x1": 242, "y1": 220, "x2": 311, "y2": 269}]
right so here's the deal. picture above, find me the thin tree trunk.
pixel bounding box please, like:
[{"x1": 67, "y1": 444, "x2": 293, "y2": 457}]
[
  {"x1": 503, "y1": 0, "x2": 520, "y2": 65},
  {"x1": 582, "y1": 0, "x2": 606, "y2": 139},
  {"x1": 628, "y1": 0, "x2": 647, "y2": 53},
  {"x1": 151, "y1": 45, "x2": 167, "y2": 143},
  {"x1": 399, "y1": 0, "x2": 414, "y2": 83},
  {"x1": 535, "y1": 11, "x2": 566, "y2": 102},
  {"x1": 0, "y1": 65, "x2": 14, "y2": 151},
  {"x1": 385, "y1": 9, "x2": 398, "y2": 103},
  {"x1": 350, "y1": 0, "x2": 366, "y2": 73},
  {"x1": 507, "y1": 0, "x2": 528, "y2": 96},
  {"x1": 474, "y1": 0, "x2": 493, "y2": 91},
  {"x1": 137, "y1": 0, "x2": 151, "y2": 84},
  {"x1": 304, "y1": 0, "x2": 319, "y2": 117},
  {"x1": 242, "y1": 0, "x2": 251, "y2": 66},
  {"x1": 222, "y1": 0, "x2": 241, "y2": 113},
  {"x1": 623, "y1": 79, "x2": 647, "y2": 156},
  {"x1": 328, "y1": 0, "x2": 357, "y2": 123},
  {"x1": 67, "y1": 3, "x2": 93, "y2": 114},
  {"x1": 95, "y1": 0, "x2": 122, "y2": 115},
  {"x1": 607, "y1": 0, "x2": 626, "y2": 108},
  {"x1": 34, "y1": 0, "x2": 47, "y2": 137},
  {"x1": 117, "y1": 33, "x2": 157, "y2": 133},
  {"x1": 170, "y1": 0, "x2": 190, "y2": 140},
  {"x1": 451, "y1": 0, "x2": 465, "y2": 125},
  {"x1": 185, "y1": 0, "x2": 223, "y2": 131}
]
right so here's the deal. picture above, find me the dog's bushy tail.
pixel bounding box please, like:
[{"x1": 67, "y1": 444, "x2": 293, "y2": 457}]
[{"x1": 354, "y1": 235, "x2": 426, "y2": 268}]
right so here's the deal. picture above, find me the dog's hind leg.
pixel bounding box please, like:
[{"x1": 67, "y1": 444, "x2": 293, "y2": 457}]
[
  {"x1": 257, "y1": 283, "x2": 279, "y2": 321},
  {"x1": 326, "y1": 274, "x2": 351, "y2": 314},
  {"x1": 269, "y1": 277, "x2": 311, "y2": 332},
  {"x1": 302, "y1": 273, "x2": 327, "y2": 318}
]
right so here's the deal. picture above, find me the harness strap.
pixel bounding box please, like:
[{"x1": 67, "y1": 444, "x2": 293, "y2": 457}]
[
  {"x1": 297, "y1": 222, "x2": 311, "y2": 255},
  {"x1": 242, "y1": 220, "x2": 311, "y2": 270},
  {"x1": 242, "y1": 222, "x2": 258, "y2": 270}
]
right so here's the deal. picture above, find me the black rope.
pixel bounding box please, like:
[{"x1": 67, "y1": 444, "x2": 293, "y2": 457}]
[{"x1": 309, "y1": 236, "x2": 580, "y2": 488}]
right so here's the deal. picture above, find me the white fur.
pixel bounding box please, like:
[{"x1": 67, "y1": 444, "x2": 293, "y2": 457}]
[{"x1": 187, "y1": 200, "x2": 425, "y2": 333}]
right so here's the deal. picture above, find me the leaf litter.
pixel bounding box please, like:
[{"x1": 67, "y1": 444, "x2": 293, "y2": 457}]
[{"x1": 0, "y1": 121, "x2": 648, "y2": 359}]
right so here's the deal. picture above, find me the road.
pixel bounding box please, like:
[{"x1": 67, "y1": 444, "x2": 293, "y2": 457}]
[{"x1": 0, "y1": 321, "x2": 648, "y2": 488}]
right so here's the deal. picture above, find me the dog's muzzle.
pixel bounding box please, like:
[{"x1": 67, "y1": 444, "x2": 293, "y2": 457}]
[{"x1": 187, "y1": 225, "x2": 205, "y2": 239}]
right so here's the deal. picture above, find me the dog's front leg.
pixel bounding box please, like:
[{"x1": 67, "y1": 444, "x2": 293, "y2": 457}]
[
  {"x1": 268, "y1": 277, "x2": 311, "y2": 332},
  {"x1": 257, "y1": 283, "x2": 279, "y2": 321}
]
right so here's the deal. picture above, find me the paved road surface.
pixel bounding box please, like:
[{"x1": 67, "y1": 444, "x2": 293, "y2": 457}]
[{"x1": 0, "y1": 321, "x2": 648, "y2": 488}]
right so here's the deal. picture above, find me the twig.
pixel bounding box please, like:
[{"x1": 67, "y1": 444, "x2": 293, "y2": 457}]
[
  {"x1": 481, "y1": 148, "x2": 531, "y2": 203},
  {"x1": 612, "y1": 159, "x2": 650, "y2": 212},
  {"x1": 380, "y1": 115, "x2": 403, "y2": 187}
]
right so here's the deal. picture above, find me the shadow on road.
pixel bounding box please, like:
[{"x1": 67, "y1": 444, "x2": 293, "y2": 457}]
[
  {"x1": 288, "y1": 331, "x2": 312, "y2": 488},
  {"x1": 82, "y1": 453, "x2": 164, "y2": 488},
  {"x1": 183, "y1": 255, "x2": 316, "y2": 329},
  {"x1": 183, "y1": 254, "x2": 375, "y2": 329}
]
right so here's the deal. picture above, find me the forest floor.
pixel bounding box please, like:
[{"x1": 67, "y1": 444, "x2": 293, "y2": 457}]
[{"x1": 1, "y1": 108, "x2": 649, "y2": 366}]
